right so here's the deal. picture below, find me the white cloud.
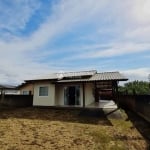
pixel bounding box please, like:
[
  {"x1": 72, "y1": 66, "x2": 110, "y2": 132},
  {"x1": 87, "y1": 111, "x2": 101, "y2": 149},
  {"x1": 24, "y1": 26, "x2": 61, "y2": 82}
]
[
  {"x1": 87, "y1": 43, "x2": 150, "y2": 58},
  {"x1": 1, "y1": 0, "x2": 150, "y2": 54},
  {"x1": 121, "y1": 68, "x2": 150, "y2": 82},
  {"x1": 0, "y1": 0, "x2": 150, "y2": 84},
  {"x1": 63, "y1": 42, "x2": 150, "y2": 61},
  {"x1": 0, "y1": 0, "x2": 41, "y2": 34},
  {"x1": 0, "y1": 0, "x2": 110, "y2": 84},
  {"x1": 130, "y1": 0, "x2": 150, "y2": 25},
  {"x1": 124, "y1": 26, "x2": 150, "y2": 41},
  {"x1": 0, "y1": 0, "x2": 109, "y2": 51},
  {"x1": 116, "y1": 0, "x2": 150, "y2": 42}
]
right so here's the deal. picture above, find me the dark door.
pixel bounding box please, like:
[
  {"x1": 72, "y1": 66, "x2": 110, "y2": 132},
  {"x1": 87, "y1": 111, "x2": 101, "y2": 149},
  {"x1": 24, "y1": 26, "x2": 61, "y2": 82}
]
[
  {"x1": 68, "y1": 86, "x2": 75, "y2": 105},
  {"x1": 64, "y1": 86, "x2": 80, "y2": 105}
]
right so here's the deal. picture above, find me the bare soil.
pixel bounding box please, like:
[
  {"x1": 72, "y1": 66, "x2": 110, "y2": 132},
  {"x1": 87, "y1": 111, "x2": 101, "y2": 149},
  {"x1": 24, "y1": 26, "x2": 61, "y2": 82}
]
[{"x1": 0, "y1": 107, "x2": 149, "y2": 150}]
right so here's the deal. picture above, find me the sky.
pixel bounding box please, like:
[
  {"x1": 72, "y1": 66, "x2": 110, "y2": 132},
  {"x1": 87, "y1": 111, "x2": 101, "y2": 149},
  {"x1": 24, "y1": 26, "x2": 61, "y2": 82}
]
[{"x1": 0, "y1": 0, "x2": 150, "y2": 85}]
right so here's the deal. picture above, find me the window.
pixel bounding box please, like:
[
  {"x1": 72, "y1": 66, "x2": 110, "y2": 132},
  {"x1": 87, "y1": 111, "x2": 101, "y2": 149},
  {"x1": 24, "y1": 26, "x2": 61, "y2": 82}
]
[
  {"x1": 23, "y1": 91, "x2": 29, "y2": 95},
  {"x1": 39, "y1": 86, "x2": 48, "y2": 96}
]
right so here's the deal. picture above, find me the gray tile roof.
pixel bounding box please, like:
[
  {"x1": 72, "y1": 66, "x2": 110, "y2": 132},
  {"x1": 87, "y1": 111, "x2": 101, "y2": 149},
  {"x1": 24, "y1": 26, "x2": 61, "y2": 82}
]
[
  {"x1": 25, "y1": 70, "x2": 128, "y2": 83},
  {"x1": 26, "y1": 70, "x2": 97, "y2": 81},
  {"x1": 89, "y1": 72, "x2": 128, "y2": 81},
  {"x1": 0, "y1": 84, "x2": 16, "y2": 89},
  {"x1": 62, "y1": 70, "x2": 97, "y2": 77},
  {"x1": 31, "y1": 73, "x2": 58, "y2": 80},
  {"x1": 56, "y1": 72, "x2": 128, "y2": 83},
  {"x1": 57, "y1": 79, "x2": 89, "y2": 83}
]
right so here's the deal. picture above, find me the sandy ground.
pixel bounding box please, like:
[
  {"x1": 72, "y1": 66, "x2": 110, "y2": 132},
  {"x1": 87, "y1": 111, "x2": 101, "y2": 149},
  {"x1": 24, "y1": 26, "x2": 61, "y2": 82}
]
[{"x1": 0, "y1": 107, "x2": 149, "y2": 150}]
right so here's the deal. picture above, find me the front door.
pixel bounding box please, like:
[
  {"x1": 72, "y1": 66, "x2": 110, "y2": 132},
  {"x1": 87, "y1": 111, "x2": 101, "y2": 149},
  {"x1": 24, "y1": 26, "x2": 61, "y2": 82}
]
[
  {"x1": 68, "y1": 86, "x2": 75, "y2": 105},
  {"x1": 64, "y1": 86, "x2": 80, "y2": 105}
]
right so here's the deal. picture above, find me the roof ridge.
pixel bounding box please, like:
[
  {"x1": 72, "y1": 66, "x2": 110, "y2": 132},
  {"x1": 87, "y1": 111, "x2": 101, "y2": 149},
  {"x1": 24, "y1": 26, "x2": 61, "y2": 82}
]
[
  {"x1": 96, "y1": 71, "x2": 119, "y2": 74},
  {"x1": 57, "y1": 70, "x2": 97, "y2": 74}
]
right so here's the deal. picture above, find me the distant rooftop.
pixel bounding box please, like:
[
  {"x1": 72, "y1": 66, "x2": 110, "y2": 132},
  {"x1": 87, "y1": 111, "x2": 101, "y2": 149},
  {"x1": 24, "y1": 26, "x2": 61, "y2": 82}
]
[{"x1": 0, "y1": 84, "x2": 16, "y2": 89}]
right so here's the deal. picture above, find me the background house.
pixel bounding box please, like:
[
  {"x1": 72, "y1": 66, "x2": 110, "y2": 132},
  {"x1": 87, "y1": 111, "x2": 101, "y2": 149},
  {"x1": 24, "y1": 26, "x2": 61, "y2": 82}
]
[
  {"x1": 0, "y1": 84, "x2": 18, "y2": 95},
  {"x1": 18, "y1": 83, "x2": 33, "y2": 95}
]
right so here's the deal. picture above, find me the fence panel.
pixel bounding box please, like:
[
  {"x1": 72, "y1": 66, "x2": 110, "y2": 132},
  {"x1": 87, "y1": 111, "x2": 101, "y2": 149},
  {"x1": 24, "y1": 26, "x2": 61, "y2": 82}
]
[
  {"x1": 118, "y1": 94, "x2": 150, "y2": 122},
  {"x1": 0, "y1": 94, "x2": 33, "y2": 107}
]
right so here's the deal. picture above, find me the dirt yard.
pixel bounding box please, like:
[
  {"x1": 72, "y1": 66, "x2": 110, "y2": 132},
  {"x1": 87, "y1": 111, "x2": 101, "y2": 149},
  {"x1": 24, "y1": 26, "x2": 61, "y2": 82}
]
[{"x1": 0, "y1": 107, "x2": 149, "y2": 150}]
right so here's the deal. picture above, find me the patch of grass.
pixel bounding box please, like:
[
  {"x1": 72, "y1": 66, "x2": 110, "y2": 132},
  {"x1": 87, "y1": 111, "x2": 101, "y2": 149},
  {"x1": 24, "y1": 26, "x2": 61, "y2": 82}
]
[
  {"x1": 90, "y1": 130, "x2": 112, "y2": 143},
  {"x1": 90, "y1": 130, "x2": 126, "y2": 150},
  {"x1": 0, "y1": 107, "x2": 148, "y2": 150}
]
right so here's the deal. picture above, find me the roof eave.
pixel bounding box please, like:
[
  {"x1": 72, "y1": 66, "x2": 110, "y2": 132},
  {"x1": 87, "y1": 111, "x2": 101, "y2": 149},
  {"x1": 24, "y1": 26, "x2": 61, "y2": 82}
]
[
  {"x1": 24, "y1": 79, "x2": 58, "y2": 83},
  {"x1": 89, "y1": 78, "x2": 128, "y2": 82}
]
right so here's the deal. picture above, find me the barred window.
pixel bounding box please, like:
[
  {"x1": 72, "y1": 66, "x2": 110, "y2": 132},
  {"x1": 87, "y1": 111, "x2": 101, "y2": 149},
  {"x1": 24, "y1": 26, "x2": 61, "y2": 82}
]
[{"x1": 39, "y1": 86, "x2": 48, "y2": 96}]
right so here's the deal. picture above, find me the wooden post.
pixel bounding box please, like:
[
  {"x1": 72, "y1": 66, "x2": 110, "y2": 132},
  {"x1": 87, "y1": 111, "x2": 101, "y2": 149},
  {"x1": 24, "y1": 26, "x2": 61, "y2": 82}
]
[
  {"x1": 116, "y1": 81, "x2": 118, "y2": 94},
  {"x1": 82, "y1": 83, "x2": 85, "y2": 107},
  {"x1": 115, "y1": 81, "x2": 119, "y2": 105},
  {"x1": 94, "y1": 81, "x2": 96, "y2": 102},
  {"x1": 112, "y1": 81, "x2": 115, "y2": 100},
  {"x1": 94, "y1": 81, "x2": 99, "y2": 102},
  {"x1": 112, "y1": 81, "x2": 118, "y2": 102},
  {"x1": 1, "y1": 88, "x2": 5, "y2": 104}
]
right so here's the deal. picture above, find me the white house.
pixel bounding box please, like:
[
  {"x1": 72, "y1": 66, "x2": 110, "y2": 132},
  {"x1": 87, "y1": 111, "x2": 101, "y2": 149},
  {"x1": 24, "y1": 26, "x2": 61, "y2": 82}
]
[{"x1": 20, "y1": 70, "x2": 128, "y2": 108}]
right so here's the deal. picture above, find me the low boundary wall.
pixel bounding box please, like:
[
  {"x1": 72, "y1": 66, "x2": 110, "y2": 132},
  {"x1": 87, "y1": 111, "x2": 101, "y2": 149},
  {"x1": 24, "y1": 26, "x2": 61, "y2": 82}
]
[
  {"x1": 118, "y1": 95, "x2": 150, "y2": 122},
  {"x1": 0, "y1": 95, "x2": 33, "y2": 107}
]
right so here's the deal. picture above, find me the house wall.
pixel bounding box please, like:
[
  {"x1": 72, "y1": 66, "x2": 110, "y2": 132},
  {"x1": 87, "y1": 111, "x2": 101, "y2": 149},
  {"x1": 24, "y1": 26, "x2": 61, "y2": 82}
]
[
  {"x1": 32, "y1": 81, "x2": 95, "y2": 107},
  {"x1": 33, "y1": 82, "x2": 55, "y2": 106},
  {"x1": 85, "y1": 83, "x2": 95, "y2": 106},
  {"x1": 55, "y1": 84, "x2": 63, "y2": 105},
  {"x1": 20, "y1": 83, "x2": 34, "y2": 95}
]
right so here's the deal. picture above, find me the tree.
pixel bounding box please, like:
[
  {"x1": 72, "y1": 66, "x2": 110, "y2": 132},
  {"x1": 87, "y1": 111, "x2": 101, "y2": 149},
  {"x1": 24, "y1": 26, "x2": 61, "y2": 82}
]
[{"x1": 119, "y1": 80, "x2": 150, "y2": 95}]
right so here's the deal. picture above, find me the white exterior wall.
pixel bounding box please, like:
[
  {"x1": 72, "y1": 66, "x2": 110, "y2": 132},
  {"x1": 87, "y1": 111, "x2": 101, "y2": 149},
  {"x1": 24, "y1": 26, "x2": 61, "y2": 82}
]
[
  {"x1": 33, "y1": 82, "x2": 55, "y2": 106},
  {"x1": 33, "y1": 81, "x2": 94, "y2": 107},
  {"x1": 85, "y1": 83, "x2": 95, "y2": 106},
  {"x1": 55, "y1": 84, "x2": 64, "y2": 105}
]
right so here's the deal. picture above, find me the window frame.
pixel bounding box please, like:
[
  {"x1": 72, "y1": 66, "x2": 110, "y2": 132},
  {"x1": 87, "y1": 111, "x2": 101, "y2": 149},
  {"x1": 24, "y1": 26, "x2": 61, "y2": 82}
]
[{"x1": 39, "y1": 86, "x2": 49, "y2": 97}]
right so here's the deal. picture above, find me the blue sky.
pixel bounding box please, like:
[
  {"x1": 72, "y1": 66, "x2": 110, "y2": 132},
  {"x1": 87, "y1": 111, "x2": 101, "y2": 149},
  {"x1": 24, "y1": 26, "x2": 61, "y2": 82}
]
[{"x1": 0, "y1": 0, "x2": 150, "y2": 84}]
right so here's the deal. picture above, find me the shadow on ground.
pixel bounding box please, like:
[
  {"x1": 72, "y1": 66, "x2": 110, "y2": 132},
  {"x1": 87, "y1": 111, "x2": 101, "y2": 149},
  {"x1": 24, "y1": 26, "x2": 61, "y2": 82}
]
[
  {"x1": 0, "y1": 106, "x2": 113, "y2": 126},
  {"x1": 125, "y1": 110, "x2": 150, "y2": 150}
]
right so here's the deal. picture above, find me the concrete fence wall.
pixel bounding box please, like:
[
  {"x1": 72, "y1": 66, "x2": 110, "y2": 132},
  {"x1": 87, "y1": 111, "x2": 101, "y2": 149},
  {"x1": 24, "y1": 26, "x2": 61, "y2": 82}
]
[
  {"x1": 118, "y1": 94, "x2": 150, "y2": 122},
  {"x1": 0, "y1": 94, "x2": 33, "y2": 107},
  {"x1": 118, "y1": 95, "x2": 136, "y2": 111},
  {"x1": 135, "y1": 95, "x2": 150, "y2": 121}
]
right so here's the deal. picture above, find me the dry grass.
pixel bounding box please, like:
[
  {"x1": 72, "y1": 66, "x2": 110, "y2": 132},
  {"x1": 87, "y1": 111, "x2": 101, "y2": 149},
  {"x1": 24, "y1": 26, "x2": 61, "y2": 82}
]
[{"x1": 0, "y1": 107, "x2": 148, "y2": 150}]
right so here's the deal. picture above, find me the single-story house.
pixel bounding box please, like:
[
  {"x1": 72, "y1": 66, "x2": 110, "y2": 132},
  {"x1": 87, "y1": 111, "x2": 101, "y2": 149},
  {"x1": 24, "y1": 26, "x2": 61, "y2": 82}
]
[{"x1": 19, "y1": 70, "x2": 128, "y2": 107}]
